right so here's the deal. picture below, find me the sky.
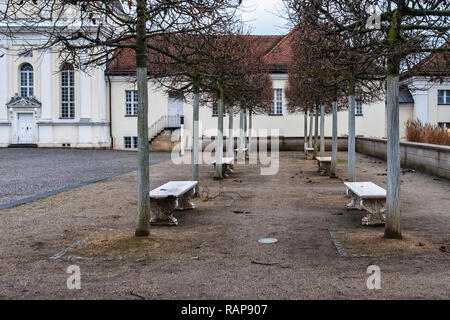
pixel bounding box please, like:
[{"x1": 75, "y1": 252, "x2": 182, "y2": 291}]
[{"x1": 238, "y1": 0, "x2": 290, "y2": 35}]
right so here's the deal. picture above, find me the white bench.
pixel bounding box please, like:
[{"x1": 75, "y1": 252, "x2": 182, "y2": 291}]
[
  {"x1": 212, "y1": 157, "x2": 234, "y2": 177},
  {"x1": 235, "y1": 147, "x2": 248, "y2": 160},
  {"x1": 305, "y1": 147, "x2": 314, "y2": 159},
  {"x1": 149, "y1": 181, "x2": 198, "y2": 226},
  {"x1": 344, "y1": 182, "x2": 386, "y2": 226},
  {"x1": 315, "y1": 156, "x2": 331, "y2": 175}
]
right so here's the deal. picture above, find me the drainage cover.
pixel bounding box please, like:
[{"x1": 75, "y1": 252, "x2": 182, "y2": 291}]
[{"x1": 258, "y1": 238, "x2": 278, "y2": 244}]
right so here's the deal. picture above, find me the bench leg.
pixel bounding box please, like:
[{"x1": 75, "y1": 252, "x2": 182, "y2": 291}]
[
  {"x1": 223, "y1": 164, "x2": 233, "y2": 178},
  {"x1": 176, "y1": 187, "x2": 196, "y2": 210},
  {"x1": 346, "y1": 189, "x2": 361, "y2": 209},
  {"x1": 346, "y1": 189, "x2": 386, "y2": 226},
  {"x1": 360, "y1": 199, "x2": 386, "y2": 226},
  {"x1": 150, "y1": 197, "x2": 178, "y2": 226},
  {"x1": 317, "y1": 162, "x2": 330, "y2": 176}
]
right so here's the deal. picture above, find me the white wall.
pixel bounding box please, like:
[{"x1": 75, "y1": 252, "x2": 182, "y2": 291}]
[{"x1": 109, "y1": 74, "x2": 390, "y2": 150}]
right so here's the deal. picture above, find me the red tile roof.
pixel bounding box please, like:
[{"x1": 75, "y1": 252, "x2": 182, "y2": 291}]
[
  {"x1": 105, "y1": 34, "x2": 292, "y2": 75},
  {"x1": 262, "y1": 31, "x2": 294, "y2": 73}
]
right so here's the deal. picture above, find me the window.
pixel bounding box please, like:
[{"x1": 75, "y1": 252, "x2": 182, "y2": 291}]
[
  {"x1": 211, "y1": 102, "x2": 225, "y2": 116},
  {"x1": 437, "y1": 90, "x2": 450, "y2": 105},
  {"x1": 212, "y1": 104, "x2": 218, "y2": 116},
  {"x1": 20, "y1": 63, "x2": 34, "y2": 97},
  {"x1": 271, "y1": 89, "x2": 282, "y2": 114},
  {"x1": 60, "y1": 64, "x2": 75, "y2": 118},
  {"x1": 124, "y1": 136, "x2": 138, "y2": 149},
  {"x1": 355, "y1": 102, "x2": 363, "y2": 115},
  {"x1": 125, "y1": 90, "x2": 138, "y2": 116}
]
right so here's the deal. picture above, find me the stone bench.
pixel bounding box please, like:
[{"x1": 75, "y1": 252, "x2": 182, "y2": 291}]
[
  {"x1": 235, "y1": 147, "x2": 248, "y2": 159},
  {"x1": 305, "y1": 147, "x2": 314, "y2": 159},
  {"x1": 149, "y1": 181, "x2": 198, "y2": 226},
  {"x1": 315, "y1": 156, "x2": 332, "y2": 175},
  {"x1": 212, "y1": 157, "x2": 234, "y2": 177},
  {"x1": 344, "y1": 182, "x2": 386, "y2": 226}
]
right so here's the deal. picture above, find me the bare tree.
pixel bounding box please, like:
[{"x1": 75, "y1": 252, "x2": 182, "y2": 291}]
[
  {"x1": 286, "y1": 0, "x2": 449, "y2": 239},
  {"x1": 1, "y1": 0, "x2": 241, "y2": 236}
]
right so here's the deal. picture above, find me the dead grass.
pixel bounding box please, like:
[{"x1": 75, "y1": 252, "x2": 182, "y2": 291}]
[
  {"x1": 405, "y1": 119, "x2": 450, "y2": 146},
  {"x1": 70, "y1": 225, "x2": 223, "y2": 261},
  {"x1": 336, "y1": 229, "x2": 441, "y2": 256}
]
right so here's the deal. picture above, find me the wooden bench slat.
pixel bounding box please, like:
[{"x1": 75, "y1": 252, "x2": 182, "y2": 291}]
[
  {"x1": 150, "y1": 181, "x2": 198, "y2": 199},
  {"x1": 344, "y1": 182, "x2": 386, "y2": 199}
]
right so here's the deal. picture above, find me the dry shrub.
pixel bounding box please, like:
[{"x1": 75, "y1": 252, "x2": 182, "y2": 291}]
[{"x1": 405, "y1": 119, "x2": 450, "y2": 146}]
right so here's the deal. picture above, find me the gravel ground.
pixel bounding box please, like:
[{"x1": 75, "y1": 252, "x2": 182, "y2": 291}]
[
  {"x1": 0, "y1": 148, "x2": 171, "y2": 206},
  {"x1": 0, "y1": 151, "x2": 448, "y2": 299}
]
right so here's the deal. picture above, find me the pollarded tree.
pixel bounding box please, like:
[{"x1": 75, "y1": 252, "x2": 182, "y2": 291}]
[
  {"x1": 285, "y1": 2, "x2": 386, "y2": 182},
  {"x1": 1, "y1": 0, "x2": 241, "y2": 236},
  {"x1": 288, "y1": 0, "x2": 450, "y2": 239}
]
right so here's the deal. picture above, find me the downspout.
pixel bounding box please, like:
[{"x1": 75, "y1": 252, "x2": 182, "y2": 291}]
[{"x1": 107, "y1": 74, "x2": 113, "y2": 149}]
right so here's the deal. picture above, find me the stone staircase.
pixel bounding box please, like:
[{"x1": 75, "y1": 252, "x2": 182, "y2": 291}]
[
  {"x1": 149, "y1": 128, "x2": 181, "y2": 152},
  {"x1": 148, "y1": 115, "x2": 181, "y2": 152}
]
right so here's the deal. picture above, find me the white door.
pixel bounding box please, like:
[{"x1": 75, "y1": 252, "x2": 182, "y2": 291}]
[
  {"x1": 17, "y1": 113, "x2": 35, "y2": 144},
  {"x1": 168, "y1": 98, "x2": 183, "y2": 127}
]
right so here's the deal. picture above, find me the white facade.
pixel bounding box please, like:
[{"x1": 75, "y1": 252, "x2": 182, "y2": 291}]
[
  {"x1": 0, "y1": 26, "x2": 447, "y2": 149},
  {"x1": 108, "y1": 73, "x2": 397, "y2": 150},
  {"x1": 0, "y1": 43, "x2": 110, "y2": 148}
]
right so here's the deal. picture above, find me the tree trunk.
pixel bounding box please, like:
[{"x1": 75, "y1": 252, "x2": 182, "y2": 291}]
[
  {"x1": 348, "y1": 78, "x2": 356, "y2": 182},
  {"x1": 331, "y1": 101, "x2": 338, "y2": 177},
  {"x1": 309, "y1": 109, "x2": 313, "y2": 148},
  {"x1": 313, "y1": 106, "x2": 319, "y2": 159},
  {"x1": 134, "y1": 0, "x2": 150, "y2": 237},
  {"x1": 244, "y1": 109, "x2": 248, "y2": 149},
  {"x1": 304, "y1": 109, "x2": 308, "y2": 154},
  {"x1": 320, "y1": 104, "x2": 325, "y2": 156},
  {"x1": 192, "y1": 73, "x2": 200, "y2": 195},
  {"x1": 385, "y1": 74, "x2": 401, "y2": 239},
  {"x1": 214, "y1": 84, "x2": 224, "y2": 179},
  {"x1": 384, "y1": 11, "x2": 402, "y2": 238},
  {"x1": 248, "y1": 109, "x2": 253, "y2": 155},
  {"x1": 227, "y1": 107, "x2": 234, "y2": 158},
  {"x1": 238, "y1": 108, "x2": 245, "y2": 161}
]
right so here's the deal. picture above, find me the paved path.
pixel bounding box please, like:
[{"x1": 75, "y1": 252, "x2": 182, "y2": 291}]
[{"x1": 0, "y1": 148, "x2": 171, "y2": 207}]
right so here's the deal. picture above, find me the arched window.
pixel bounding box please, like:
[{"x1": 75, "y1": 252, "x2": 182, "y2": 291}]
[
  {"x1": 20, "y1": 63, "x2": 34, "y2": 97},
  {"x1": 60, "y1": 64, "x2": 75, "y2": 119}
]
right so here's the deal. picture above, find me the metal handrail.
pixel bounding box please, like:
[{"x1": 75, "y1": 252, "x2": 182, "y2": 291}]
[{"x1": 148, "y1": 114, "x2": 181, "y2": 141}]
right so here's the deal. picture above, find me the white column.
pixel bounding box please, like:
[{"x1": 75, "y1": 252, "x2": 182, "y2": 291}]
[
  {"x1": 98, "y1": 67, "x2": 107, "y2": 121},
  {"x1": 0, "y1": 45, "x2": 9, "y2": 145},
  {"x1": 78, "y1": 63, "x2": 92, "y2": 146},
  {"x1": 412, "y1": 90, "x2": 428, "y2": 123},
  {"x1": 0, "y1": 46, "x2": 8, "y2": 120},
  {"x1": 40, "y1": 50, "x2": 52, "y2": 119},
  {"x1": 80, "y1": 69, "x2": 91, "y2": 119}
]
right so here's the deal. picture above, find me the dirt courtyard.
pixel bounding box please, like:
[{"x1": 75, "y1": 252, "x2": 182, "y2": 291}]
[{"x1": 0, "y1": 151, "x2": 448, "y2": 299}]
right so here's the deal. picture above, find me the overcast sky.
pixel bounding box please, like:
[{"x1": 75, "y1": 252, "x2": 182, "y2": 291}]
[{"x1": 238, "y1": 0, "x2": 290, "y2": 35}]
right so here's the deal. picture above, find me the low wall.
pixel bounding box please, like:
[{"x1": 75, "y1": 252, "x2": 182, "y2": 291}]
[
  {"x1": 356, "y1": 137, "x2": 450, "y2": 180},
  {"x1": 201, "y1": 136, "x2": 349, "y2": 152}
]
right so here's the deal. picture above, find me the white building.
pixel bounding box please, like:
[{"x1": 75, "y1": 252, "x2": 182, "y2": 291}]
[
  {"x1": 1, "y1": 2, "x2": 448, "y2": 150},
  {"x1": 0, "y1": 1, "x2": 111, "y2": 148}
]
